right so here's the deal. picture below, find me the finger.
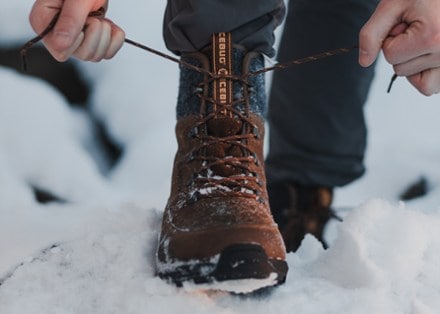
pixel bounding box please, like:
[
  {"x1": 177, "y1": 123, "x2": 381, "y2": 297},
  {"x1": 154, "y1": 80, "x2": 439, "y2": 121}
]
[
  {"x1": 407, "y1": 67, "x2": 440, "y2": 96},
  {"x1": 104, "y1": 24, "x2": 125, "y2": 59},
  {"x1": 383, "y1": 23, "x2": 424, "y2": 65},
  {"x1": 90, "y1": 21, "x2": 111, "y2": 61},
  {"x1": 47, "y1": 0, "x2": 96, "y2": 54},
  {"x1": 381, "y1": 22, "x2": 410, "y2": 66},
  {"x1": 359, "y1": 0, "x2": 403, "y2": 67},
  {"x1": 45, "y1": 30, "x2": 85, "y2": 62},
  {"x1": 29, "y1": 0, "x2": 61, "y2": 34},
  {"x1": 389, "y1": 22, "x2": 409, "y2": 37},
  {"x1": 393, "y1": 53, "x2": 440, "y2": 76},
  {"x1": 65, "y1": 31, "x2": 85, "y2": 59},
  {"x1": 383, "y1": 22, "x2": 440, "y2": 65},
  {"x1": 72, "y1": 17, "x2": 103, "y2": 61}
]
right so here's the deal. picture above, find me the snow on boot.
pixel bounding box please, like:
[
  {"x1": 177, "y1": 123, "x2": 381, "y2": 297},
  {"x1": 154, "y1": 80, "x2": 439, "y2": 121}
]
[
  {"x1": 268, "y1": 183, "x2": 341, "y2": 252},
  {"x1": 156, "y1": 33, "x2": 288, "y2": 293}
]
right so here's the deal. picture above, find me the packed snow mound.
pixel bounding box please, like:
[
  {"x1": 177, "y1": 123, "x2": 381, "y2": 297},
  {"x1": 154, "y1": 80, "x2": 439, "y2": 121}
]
[
  {"x1": 0, "y1": 68, "x2": 108, "y2": 204},
  {"x1": 1, "y1": 200, "x2": 439, "y2": 314}
]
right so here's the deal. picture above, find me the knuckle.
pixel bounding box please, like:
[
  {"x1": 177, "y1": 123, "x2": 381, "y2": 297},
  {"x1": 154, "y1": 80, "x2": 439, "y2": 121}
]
[
  {"x1": 358, "y1": 27, "x2": 373, "y2": 46},
  {"x1": 51, "y1": 51, "x2": 70, "y2": 62},
  {"x1": 82, "y1": 53, "x2": 95, "y2": 61},
  {"x1": 429, "y1": 32, "x2": 440, "y2": 49},
  {"x1": 408, "y1": 71, "x2": 438, "y2": 96},
  {"x1": 46, "y1": 46, "x2": 69, "y2": 62},
  {"x1": 382, "y1": 38, "x2": 399, "y2": 64},
  {"x1": 91, "y1": 57, "x2": 103, "y2": 63},
  {"x1": 73, "y1": 50, "x2": 88, "y2": 61},
  {"x1": 419, "y1": 87, "x2": 433, "y2": 96},
  {"x1": 92, "y1": 51, "x2": 106, "y2": 62},
  {"x1": 28, "y1": 12, "x2": 39, "y2": 31},
  {"x1": 419, "y1": 28, "x2": 440, "y2": 52},
  {"x1": 383, "y1": 49, "x2": 394, "y2": 64},
  {"x1": 417, "y1": 79, "x2": 435, "y2": 96},
  {"x1": 56, "y1": 13, "x2": 78, "y2": 34},
  {"x1": 50, "y1": 39, "x2": 72, "y2": 54},
  {"x1": 113, "y1": 28, "x2": 126, "y2": 43},
  {"x1": 393, "y1": 64, "x2": 404, "y2": 76}
]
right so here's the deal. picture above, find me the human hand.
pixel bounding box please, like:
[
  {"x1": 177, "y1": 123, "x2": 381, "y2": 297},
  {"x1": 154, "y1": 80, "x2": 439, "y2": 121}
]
[
  {"x1": 359, "y1": 0, "x2": 440, "y2": 96},
  {"x1": 29, "y1": 0, "x2": 125, "y2": 62}
]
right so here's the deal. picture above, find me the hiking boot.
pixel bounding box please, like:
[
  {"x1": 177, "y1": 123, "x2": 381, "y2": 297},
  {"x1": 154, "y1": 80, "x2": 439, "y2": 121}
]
[
  {"x1": 268, "y1": 182, "x2": 341, "y2": 252},
  {"x1": 156, "y1": 33, "x2": 288, "y2": 293}
]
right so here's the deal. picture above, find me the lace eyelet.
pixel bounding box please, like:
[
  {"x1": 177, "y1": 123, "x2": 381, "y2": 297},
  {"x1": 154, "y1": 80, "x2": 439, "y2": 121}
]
[
  {"x1": 193, "y1": 87, "x2": 203, "y2": 94},
  {"x1": 252, "y1": 127, "x2": 260, "y2": 139},
  {"x1": 188, "y1": 127, "x2": 199, "y2": 139},
  {"x1": 187, "y1": 151, "x2": 196, "y2": 162},
  {"x1": 188, "y1": 191, "x2": 200, "y2": 204}
]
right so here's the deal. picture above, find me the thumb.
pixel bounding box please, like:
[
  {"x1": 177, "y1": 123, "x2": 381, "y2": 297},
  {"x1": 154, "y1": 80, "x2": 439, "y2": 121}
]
[
  {"x1": 50, "y1": 0, "x2": 97, "y2": 53},
  {"x1": 359, "y1": 0, "x2": 404, "y2": 67}
]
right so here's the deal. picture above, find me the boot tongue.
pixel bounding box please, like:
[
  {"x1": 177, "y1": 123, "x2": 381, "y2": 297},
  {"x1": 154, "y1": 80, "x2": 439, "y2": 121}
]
[
  {"x1": 206, "y1": 116, "x2": 242, "y2": 137},
  {"x1": 205, "y1": 33, "x2": 246, "y2": 177},
  {"x1": 205, "y1": 117, "x2": 245, "y2": 177}
]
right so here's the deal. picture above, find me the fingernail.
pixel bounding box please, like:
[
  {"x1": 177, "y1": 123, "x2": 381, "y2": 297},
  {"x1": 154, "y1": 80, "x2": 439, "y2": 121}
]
[
  {"x1": 54, "y1": 30, "x2": 71, "y2": 37},
  {"x1": 53, "y1": 31, "x2": 74, "y2": 49},
  {"x1": 54, "y1": 31, "x2": 73, "y2": 43}
]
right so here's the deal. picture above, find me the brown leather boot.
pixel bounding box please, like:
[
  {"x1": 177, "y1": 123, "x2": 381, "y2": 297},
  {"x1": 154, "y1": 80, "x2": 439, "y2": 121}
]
[
  {"x1": 156, "y1": 33, "x2": 287, "y2": 292},
  {"x1": 268, "y1": 182, "x2": 341, "y2": 252}
]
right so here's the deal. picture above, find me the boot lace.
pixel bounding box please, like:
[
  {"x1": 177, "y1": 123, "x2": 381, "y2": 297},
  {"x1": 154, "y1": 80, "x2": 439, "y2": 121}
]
[{"x1": 187, "y1": 73, "x2": 265, "y2": 203}]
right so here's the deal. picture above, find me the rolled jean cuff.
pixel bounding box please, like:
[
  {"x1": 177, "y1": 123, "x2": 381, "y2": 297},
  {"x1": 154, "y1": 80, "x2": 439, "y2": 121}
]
[{"x1": 163, "y1": 0, "x2": 285, "y2": 56}]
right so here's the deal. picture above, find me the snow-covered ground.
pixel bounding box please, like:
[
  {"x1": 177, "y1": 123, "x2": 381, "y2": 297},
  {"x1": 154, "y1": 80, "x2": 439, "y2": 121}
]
[{"x1": 1, "y1": 1, "x2": 440, "y2": 313}]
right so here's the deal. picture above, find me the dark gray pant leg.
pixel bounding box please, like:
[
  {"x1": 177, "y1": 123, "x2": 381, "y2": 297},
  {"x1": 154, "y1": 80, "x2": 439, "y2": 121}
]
[
  {"x1": 163, "y1": 0, "x2": 285, "y2": 57},
  {"x1": 266, "y1": 0, "x2": 379, "y2": 188}
]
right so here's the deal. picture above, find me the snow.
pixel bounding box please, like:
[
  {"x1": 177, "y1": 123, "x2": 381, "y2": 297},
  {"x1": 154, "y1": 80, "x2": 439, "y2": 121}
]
[
  {"x1": 1, "y1": 1, "x2": 440, "y2": 313},
  {"x1": 181, "y1": 273, "x2": 279, "y2": 294}
]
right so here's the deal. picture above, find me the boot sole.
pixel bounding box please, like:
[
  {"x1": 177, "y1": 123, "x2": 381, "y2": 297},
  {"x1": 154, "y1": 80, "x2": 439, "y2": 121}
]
[{"x1": 157, "y1": 244, "x2": 288, "y2": 293}]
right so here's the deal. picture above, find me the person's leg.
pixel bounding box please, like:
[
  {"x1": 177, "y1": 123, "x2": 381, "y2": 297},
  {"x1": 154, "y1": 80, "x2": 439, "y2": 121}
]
[
  {"x1": 267, "y1": 0, "x2": 379, "y2": 187},
  {"x1": 266, "y1": 0, "x2": 379, "y2": 252},
  {"x1": 157, "y1": 0, "x2": 288, "y2": 291},
  {"x1": 163, "y1": 0, "x2": 285, "y2": 57}
]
